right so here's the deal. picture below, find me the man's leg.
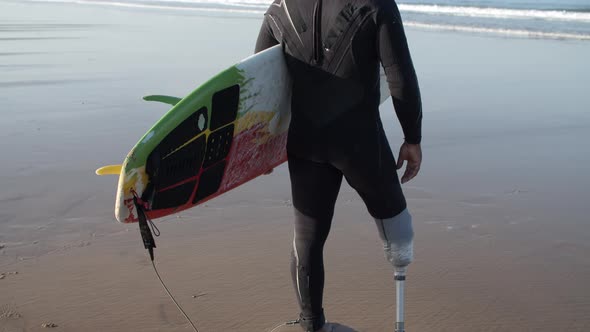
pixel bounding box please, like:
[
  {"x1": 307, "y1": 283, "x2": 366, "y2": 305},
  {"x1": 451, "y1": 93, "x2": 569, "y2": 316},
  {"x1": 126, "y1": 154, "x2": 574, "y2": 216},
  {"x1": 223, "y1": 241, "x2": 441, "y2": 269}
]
[
  {"x1": 373, "y1": 209, "x2": 414, "y2": 269},
  {"x1": 374, "y1": 209, "x2": 413, "y2": 332},
  {"x1": 337, "y1": 123, "x2": 414, "y2": 331},
  {"x1": 336, "y1": 122, "x2": 414, "y2": 268},
  {"x1": 288, "y1": 153, "x2": 343, "y2": 332}
]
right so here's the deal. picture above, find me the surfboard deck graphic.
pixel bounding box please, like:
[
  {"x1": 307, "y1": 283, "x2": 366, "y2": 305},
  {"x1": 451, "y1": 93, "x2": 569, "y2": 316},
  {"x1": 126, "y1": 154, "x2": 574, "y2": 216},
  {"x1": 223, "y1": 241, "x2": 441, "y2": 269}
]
[
  {"x1": 100, "y1": 45, "x2": 390, "y2": 223},
  {"x1": 111, "y1": 46, "x2": 291, "y2": 223}
]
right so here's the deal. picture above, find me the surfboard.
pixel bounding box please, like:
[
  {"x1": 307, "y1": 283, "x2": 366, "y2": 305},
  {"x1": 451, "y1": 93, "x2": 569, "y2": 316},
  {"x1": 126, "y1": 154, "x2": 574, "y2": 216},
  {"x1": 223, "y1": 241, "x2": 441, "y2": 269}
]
[{"x1": 99, "y1": 45, "x2": 390, "y2": 223}]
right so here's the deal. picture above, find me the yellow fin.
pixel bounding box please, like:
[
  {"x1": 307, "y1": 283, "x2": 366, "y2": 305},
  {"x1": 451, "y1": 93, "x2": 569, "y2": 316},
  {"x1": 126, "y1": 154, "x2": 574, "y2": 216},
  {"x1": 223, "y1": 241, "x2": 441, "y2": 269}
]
[{"x1": 95, "y1": 164, "x2": 122, "y2": 176}]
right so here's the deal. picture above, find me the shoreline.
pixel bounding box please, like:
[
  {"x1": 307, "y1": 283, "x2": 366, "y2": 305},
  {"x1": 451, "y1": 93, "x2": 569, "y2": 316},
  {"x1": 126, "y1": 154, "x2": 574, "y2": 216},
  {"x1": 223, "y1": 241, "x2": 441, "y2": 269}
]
[{"x1": 4, "y1": 0, "x2": 590, "y2": 41}]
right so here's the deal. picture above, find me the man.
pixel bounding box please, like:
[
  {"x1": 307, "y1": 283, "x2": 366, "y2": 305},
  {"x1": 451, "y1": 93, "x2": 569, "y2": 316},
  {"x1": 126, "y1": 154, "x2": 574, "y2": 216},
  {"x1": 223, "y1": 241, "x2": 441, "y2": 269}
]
[{"x1": 255, "y1": 0, "x2": 422, "y2": 330}]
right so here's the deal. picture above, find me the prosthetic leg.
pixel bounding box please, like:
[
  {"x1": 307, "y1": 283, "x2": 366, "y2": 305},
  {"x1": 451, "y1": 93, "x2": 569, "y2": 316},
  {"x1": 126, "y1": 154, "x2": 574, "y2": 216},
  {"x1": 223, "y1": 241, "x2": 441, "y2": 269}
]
[{"x1": 374, "y1": 209, "x2": 414, "y2": 332}]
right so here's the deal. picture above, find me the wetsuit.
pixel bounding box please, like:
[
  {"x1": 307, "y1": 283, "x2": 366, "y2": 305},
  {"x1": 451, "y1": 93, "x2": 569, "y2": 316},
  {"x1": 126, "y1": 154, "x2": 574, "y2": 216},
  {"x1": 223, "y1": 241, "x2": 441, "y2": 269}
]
[{"x1": 255, "y1": 0, "x2": 421, "y2": 330}]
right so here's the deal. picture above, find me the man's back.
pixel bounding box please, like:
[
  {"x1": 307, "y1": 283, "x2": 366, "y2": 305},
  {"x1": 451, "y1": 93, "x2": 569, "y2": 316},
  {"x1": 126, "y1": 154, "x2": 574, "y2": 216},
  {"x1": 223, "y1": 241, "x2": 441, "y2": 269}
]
[{"x1": 256, "y1": 0, "x2": 422, "y2": 160}]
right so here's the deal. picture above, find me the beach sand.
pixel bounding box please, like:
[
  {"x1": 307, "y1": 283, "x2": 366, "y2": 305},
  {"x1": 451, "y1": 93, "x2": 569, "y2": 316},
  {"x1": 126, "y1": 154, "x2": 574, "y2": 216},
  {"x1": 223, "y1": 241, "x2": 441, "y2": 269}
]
[{"x1": 1, "y1": 1, "x2": 590, "y2": 331}]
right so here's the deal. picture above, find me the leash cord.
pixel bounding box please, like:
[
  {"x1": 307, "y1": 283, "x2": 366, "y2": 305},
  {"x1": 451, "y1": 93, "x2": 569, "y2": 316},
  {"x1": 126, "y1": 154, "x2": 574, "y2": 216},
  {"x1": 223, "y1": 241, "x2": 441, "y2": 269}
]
[
  {"x1": 133, "y1": 193, "x2": 199, "y2": 332},
  {"x1": 151, "y1": 259, "x2": 200, "y2": 332}
]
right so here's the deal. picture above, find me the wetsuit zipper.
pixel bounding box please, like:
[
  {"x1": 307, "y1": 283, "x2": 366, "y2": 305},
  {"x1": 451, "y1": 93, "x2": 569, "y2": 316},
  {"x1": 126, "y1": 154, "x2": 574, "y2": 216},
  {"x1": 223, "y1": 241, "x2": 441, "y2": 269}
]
[{"x1": 312, "y1": 0, "x2": 323, "y2": 65}]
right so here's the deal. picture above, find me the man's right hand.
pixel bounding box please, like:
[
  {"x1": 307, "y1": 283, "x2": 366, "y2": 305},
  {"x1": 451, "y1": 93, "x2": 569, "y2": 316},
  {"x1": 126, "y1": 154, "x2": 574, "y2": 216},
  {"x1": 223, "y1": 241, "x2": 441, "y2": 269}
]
[{"x1": 397, "y1": 142, "x2": 422, "y2": 184}]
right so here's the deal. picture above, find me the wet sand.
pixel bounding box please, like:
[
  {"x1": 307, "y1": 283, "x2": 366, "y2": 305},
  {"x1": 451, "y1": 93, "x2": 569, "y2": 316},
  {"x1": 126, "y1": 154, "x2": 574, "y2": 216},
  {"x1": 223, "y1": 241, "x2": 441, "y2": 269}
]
[{"x1": 1, "y1": 1, "x2": 590, "y2": 331}]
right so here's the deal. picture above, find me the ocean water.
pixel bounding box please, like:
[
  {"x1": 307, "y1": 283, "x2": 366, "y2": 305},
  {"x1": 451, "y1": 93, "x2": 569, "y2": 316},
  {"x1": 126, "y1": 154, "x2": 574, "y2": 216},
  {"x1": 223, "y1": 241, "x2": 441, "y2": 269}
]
[{"x1": 20, "y1": 0, "x2": 590, "y2": 40}]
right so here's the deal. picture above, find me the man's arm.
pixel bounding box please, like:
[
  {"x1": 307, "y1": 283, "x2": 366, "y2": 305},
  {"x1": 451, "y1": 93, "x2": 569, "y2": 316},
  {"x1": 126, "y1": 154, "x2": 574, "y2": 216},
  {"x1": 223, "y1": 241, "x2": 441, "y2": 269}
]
[
  {"x1": 255, "y1": 17, "x2": 279, "y2": 53},
  {"x1": 377, "y1": 0, "x2": 422, "y2": 183},
  {"x1": 377, "y1": 0, "x2": 422, "y2": 145}
]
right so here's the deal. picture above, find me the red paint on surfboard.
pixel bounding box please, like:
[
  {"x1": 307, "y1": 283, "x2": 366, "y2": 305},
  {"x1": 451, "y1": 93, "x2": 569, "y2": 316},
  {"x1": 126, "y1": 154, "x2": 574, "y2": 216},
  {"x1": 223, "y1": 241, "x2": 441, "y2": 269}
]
[{"x1": 144, "y1": 124, "x2": 288, "y2": 220}]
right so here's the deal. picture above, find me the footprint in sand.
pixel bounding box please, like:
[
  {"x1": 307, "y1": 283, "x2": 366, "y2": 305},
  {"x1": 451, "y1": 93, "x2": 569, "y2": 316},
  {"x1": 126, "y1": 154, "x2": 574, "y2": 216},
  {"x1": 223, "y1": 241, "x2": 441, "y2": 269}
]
[
  {"x1": 41, "y1": 323, "x2": 58, "y2": 328},
  {"x1": 0, "y1": 304, "x2": 25, "y2": 332},
  {"x1": 0, "y1": 272, "x2": 17, "y2": 280}
]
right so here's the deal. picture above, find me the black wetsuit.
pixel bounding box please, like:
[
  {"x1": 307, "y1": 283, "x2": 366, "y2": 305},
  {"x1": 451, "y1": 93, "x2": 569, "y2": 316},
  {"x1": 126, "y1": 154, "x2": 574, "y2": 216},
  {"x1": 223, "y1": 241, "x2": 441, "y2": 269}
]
[{"x1": 255, "y1": 0, "x2": 421, "y2": 330}]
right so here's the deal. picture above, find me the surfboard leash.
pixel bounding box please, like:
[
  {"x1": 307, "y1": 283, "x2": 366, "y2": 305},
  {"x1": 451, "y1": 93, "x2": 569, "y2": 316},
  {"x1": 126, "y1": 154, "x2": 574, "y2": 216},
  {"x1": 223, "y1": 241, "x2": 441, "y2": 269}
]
[
  {"x1": 150, "y1": 260, "x2": 200, "y2": 332},
  {"x1": 132, "y1": 194, "x2": 201, "y2": 332},
  {"x1": 132, "y1": 191, "x2": 297, "y2": 332}
]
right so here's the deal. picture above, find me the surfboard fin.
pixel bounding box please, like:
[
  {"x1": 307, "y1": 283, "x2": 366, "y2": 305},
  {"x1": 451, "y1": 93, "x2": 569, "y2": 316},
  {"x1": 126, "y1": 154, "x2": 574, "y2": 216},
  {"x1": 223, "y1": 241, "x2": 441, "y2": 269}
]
[
  {"x1": 143, "y1": 95, "x2": 182, "y2": 106},
  {"x1": 95, "y1": 164, "x2": 122, "y2": 176}
]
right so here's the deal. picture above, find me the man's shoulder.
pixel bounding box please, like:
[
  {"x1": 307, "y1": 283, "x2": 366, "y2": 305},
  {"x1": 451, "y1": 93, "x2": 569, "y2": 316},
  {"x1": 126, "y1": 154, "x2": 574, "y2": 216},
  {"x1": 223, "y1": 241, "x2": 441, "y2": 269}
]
[
  {"x1": 350, "y1": 0, "x2": 394, "y2": 16},
  {"x1": 268, "y1": 0, "x2": 284, "y2": 8},
  {"x1": 365, "y1": 0, "x2": 397, "y2": 10},
  {"x1": 364, "y1": 0, "x2": 399, "y2": 20},
  {"x1": 264, "y1": 0, "x2": 284, "y2": 14}
]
